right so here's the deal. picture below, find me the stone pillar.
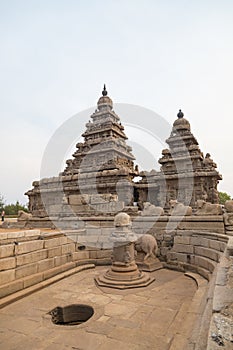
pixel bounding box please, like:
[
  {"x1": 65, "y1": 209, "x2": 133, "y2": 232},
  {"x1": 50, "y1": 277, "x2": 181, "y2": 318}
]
[{"x1": 95, "y1": 213, "x2": 154, "y2": 289}]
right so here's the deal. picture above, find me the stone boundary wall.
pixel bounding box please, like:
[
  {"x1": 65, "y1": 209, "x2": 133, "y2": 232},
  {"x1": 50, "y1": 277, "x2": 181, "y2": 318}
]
[
  {"x1": 206, "y1": 236, "x2": 233, "y2": 349},
  {"x1": 0, "y1": 230, "x2": 111, "y2": 299},
  {"x1": 166, "y1": 231, "x2": 228, "y2": 280},
  {"x1": 0, "y1": 215, "x2": 228, "y2": 300},
  {"x1": 53, "y1": 214, "x2": 225, "y2": 248},
  {"x1": 73, "y1": 215, "x2": 224, "y2": 256},
  {"x1": 131, "y1": 215, "x2": 225, "y2": 262}
]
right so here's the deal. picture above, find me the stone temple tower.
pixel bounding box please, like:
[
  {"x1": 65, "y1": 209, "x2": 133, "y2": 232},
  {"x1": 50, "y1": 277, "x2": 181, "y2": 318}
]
[
  {"x1": 136, "y1": 110, "x2": 222, "y2": 208},
  {"x1": 26, "y1": 86, "x2": 139, "y2": 222},
  {"x1": 62, "y1": 84, "x2": 139, "y2": 202}
]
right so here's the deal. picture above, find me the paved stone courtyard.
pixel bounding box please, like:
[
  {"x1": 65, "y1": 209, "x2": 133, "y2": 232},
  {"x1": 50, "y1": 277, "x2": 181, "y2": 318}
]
[{"x1": 0, "y1": 266, "x2": 206, "y2": 350}]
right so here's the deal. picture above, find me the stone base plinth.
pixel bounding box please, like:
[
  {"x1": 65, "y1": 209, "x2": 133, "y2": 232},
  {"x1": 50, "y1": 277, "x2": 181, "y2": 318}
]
[
  {"x1": 136, "y1": 252, "x2": 163, "y2": 272},
  {"x1": 95, "y1": 261, "x2": 155, "y2": 289}
]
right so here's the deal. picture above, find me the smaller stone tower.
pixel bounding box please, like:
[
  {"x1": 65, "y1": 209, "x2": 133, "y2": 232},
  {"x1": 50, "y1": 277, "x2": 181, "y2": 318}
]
[{"x1": 136, "y1": 110, "x2": 222, "y2": 208}]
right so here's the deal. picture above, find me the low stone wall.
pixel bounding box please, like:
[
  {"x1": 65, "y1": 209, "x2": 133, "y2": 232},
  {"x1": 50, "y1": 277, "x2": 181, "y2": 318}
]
[
  {"x1": 51, "y1": 214, "x2": 225, "y2": 249},
  {"x1": 206, "y1": 237, "x2": 233, "y2": 349},
  {"x1": 130, "y1": 215, "x2": 225, "y2": 262},
  {"x1": 166, "y1": 231, "x2": 228, "y2": 280},
  {"x1": 0, "y1": 230, "x2": 111, "y2": 299}
]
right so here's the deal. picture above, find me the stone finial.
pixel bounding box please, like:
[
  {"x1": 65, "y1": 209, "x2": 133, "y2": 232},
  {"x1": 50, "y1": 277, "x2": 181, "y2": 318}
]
[
  {"x1": 114, "y1": 212, "x2": 131, "y2": 227},
  {"x1": 177, "y1": 109, "x2": 184, "y2": 118},
  {"x1": 102, "y1": 84, "x2": 107, "y2": 96}
]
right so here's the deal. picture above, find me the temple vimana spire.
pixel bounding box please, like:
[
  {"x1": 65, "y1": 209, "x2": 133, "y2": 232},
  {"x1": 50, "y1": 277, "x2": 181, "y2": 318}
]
[{"x1": 25, "y1": 86, "x2": 222, "y2": 226}]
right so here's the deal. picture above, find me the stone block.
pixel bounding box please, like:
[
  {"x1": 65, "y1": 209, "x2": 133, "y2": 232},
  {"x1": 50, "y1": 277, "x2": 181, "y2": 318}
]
[
  {"x1": 209, "y1": 240, "x2": 221, "y2": 251},
  {"x1": 15, "y1": 263, "x2": 38, "y2": 279},
  {"x1": 93, "y1": 201, "x2": 124, "y2": 213},
  {"x1": 54, "y1": 255, "x2": 71, "y2": 266},
  {"x1": 96, "y1": 249, "x2": 112, "y2": 259},
  {"x1": 43, "y1": 236, "x2": 68, "y2": 248},
  {"x1": 100, "y1": 221, "x2": 113, "y2": 228},
  {"x1": 213, "y1": 285, "x2": 233, "y2": 311},
  {"x1": 0, "y1": 257, "x2": 16, "y2": 271},
  {"x1": 89, "y1": 250, "x2": 98, "y2": 259},
  {"x1": 23, "y1": 230, "x2": 41, "y2": 238},
  {"x1": 160, "y1": 247, "x2": 170, "y2": 256},
  {"x1": 0, "y1": 269, "x2": 15, "y2": 285},
  {"x1": 190, "y1": 236, "x2": 209, "y2": 247},
  {"x1": 174, "y1": 236, "x2": 191, "y2": 244},
  {"x1": 220, "y1": 242, "x2": 226, "y2": 252},
  {"x1": 194, "y1": 246, "x2": 219, "y2": 261},
  {"x1": 90, "y1": 194, "x2": 117, "y2": 204},
  {"x1": 72, "y1": 251, "x2": 90, "y2": 260},
  {"x1": 70, "y1": 204, "x2": 90, "y2": 214},
  {"x1": 69, "y1": 194, "x2": 90, "y2": 205},
  {"x1": 173, "y1": 243, "x2": 194, "y2": 254},
  {"x1": 167, "y1": 252, "x2": 177, "y2": 261},
  {"x1": 86, "y1": 228, "x2": 101, "y2": 236},
  {"x1": 23, "y1": 273, "x2": 44, "y2": 288},
  {"x1": 80, "y1": 235, "x2": 99, "y2": 244},
  {"x1": 37, "y1": 258, "x2": 55, "y2": 272},
  {"x1": 7, "y1": 231, "x2": 25, "y2": 239},
  {"x1": 61, "y1": 243, "x2": 76, "y2": 255},
  {"x1": 196, "y1": 267, "x2": 211, "y2": 280},
  {"x1": 100, "y1": 228, "x2": 114, "y2": 236},
  {"x1": 194, "y1": 256, "x2": 216, "y2": 273},
  {"x1": 76, "y1": 235, "x2": 88, "y2": 243},
  {"x1": 0, "y1": 244, "x2": 14, "y2": 258},
  {"x1": 61, "y1": 261, "x2": 76, "y2": 272},
  {"x1": 47, "y1": 246, "x2": 62, "y2": 258},
  {"x1": 177, "y1": 221, "x2": 225, "y2": 233},
  {"x1": 47, "y1": 204, "x2": 63, "y2": 215},
  {"x1": 0, "y1": 232, "x2": 8, "y2": 240},
  {"x1": 16, "y1": 250, "x2": 48, "y2": 266},
  {"x1": 102, "y1": 242, "x2": 112, "y2": 249},
  {"x1": 15, "y1": 240, "x2": 44, "y2": 255},
  {"x1": 0, "y1": 279, "x2": 24, "y2": 298},
  {"x1": 215, "y1": 267, "x2": 228, "y2": 286},
  {"x1": 173, "y1": 252, "x2": 189, "y2": 263},
  {"x1": 43, "y1": 265, "x2": 64, "y2": 279}
]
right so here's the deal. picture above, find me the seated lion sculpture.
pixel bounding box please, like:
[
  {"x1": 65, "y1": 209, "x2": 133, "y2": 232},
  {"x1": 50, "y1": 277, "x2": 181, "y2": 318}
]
[
  {"x1": 195, "y1": 200, "x2": 222, "y2": 216},
  {"x1": 141, "y1": 202, "x2": 164, "y2": 216},
  {"x1": 169, "y1": 200, "x2": 192, "y2": 216},
  {"x1": 135, "y1": 234, "x2": 158, "y2": 261},
  {"x1": 18, "y1": 210, "x2": 32, "y2": 221}
]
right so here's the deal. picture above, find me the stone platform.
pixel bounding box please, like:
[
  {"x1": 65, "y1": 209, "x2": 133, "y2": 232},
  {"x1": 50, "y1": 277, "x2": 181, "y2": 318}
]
[{"x1": 0, "y1": 266, "x2": 208, "y2": 350}]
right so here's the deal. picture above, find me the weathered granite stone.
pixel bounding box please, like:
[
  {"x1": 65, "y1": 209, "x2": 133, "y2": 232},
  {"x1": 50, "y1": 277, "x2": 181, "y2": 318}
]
[
  {"x1": 141, "y1": 202, "x2": 164, "y2": 216},
  {"x1": 68, "y1": 194, "x2": 90, "y2": 205},
  {"x1": 225, "y1": 200, "x2": 233, "y2": 213},
  {"x1": 196, "y1": 200, "x2": 223, "y2": 216},
  {"x1": 169, "y1": 200, "x2": 192, "y2": 216},
  {"x1": 223, "y1": 212, "x2": 233, "y2": 226}
]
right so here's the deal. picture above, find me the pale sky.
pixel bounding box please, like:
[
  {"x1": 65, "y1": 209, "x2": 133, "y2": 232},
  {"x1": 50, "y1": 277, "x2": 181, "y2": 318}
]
[{"x1": 0, "y1": 0, "x2": 233, "y2": 204}]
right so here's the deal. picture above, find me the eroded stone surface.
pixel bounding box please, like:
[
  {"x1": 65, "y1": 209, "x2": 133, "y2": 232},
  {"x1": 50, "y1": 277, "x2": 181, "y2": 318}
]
[{"x1": 0, "y1": 268, "x2": 200, "y2": 350}]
